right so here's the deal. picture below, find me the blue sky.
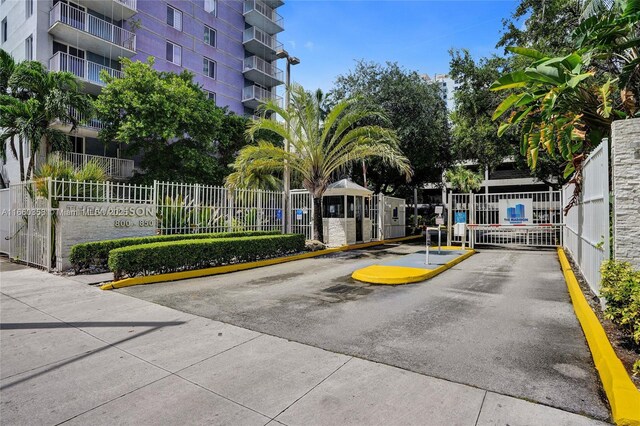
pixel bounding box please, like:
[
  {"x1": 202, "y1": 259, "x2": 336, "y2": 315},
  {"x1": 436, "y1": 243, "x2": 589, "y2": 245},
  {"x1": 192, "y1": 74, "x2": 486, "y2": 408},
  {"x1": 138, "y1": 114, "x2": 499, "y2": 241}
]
[{"x1": 277, "y1": 0, "x2": 519, "y2": 92}]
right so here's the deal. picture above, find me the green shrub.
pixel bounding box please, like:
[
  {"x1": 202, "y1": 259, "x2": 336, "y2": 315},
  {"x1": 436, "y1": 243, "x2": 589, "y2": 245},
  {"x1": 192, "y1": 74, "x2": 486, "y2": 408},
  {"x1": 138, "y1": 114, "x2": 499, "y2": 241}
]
[
  {"x1": 70, "y1": 230, "x2": 280, "y2": 272},
  {"x1": 108, "y1": 234, "x2": 305, "y2": 280},
  {"x1": 600, "y1": 260, "x2": 640, "y2": 347}
]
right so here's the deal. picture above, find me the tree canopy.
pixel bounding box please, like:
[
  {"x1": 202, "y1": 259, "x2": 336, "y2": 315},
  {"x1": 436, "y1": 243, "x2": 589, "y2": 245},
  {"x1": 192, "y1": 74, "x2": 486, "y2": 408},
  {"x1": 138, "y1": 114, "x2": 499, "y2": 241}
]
[
  {"x1": 0, "y1": 50, "x2": 92, "y2": 185},
  {"x1": 329, "y1": 61, "x2": 451, "y2": 196},
  {"x1": 95, "y1": 57, "x2": 251, "y2": 185},
  {"x1": 491, "y1": 0, "x2": 639, "y2": 208}
]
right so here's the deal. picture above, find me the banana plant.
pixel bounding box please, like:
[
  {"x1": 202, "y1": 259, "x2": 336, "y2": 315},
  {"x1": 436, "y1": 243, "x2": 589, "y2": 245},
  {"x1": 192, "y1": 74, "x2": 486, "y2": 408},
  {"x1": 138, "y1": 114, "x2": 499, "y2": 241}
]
[{"x1": 491, "y1": 47, "x2": 613, "y2": 178}]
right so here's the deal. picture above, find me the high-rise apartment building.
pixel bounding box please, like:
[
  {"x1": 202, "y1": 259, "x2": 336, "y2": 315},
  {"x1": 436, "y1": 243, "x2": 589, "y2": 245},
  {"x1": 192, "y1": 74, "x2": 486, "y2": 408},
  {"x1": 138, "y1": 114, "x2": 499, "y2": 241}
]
[
  {"x1": 422, "y1": 73, "x2": 455, "y2": 112},
  {"x1": 0, "y1": 0, "x2": 284, "y2": 184}
]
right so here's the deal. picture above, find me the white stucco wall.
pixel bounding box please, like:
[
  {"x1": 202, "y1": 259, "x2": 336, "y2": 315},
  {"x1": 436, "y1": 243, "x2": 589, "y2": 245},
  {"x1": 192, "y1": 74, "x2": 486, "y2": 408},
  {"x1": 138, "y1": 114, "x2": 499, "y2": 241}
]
[
  {"x1": 56, "y1": 201, "x2": 156, "y2": 270},
  {"x1": 612, "y1": 119, "x2": 640, "y2": 268}
]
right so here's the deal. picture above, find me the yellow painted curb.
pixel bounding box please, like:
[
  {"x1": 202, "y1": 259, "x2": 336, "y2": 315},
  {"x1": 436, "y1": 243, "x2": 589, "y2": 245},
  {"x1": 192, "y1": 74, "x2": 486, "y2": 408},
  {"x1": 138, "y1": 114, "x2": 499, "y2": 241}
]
[
  {"x1": 352, "y1": 249, "x2": 475, "y2": 285},
  {"x1": 557, "y1": 248, "x2": 640, "y2": 426},
  {"x1": 100, "y1": 235, "x2": 423, "y2": 290}
]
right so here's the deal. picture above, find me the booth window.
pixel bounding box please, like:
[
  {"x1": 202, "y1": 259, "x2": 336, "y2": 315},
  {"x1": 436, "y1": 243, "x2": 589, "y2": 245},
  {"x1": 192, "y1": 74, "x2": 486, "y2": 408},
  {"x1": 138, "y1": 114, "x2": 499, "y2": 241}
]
[
  {"x1": 347, "y1": 196, "x2": 355, "y2": 218},
  {"x1": 323, "y1": 196, "x2": 344, "y2": 218},
  {"x1": 364, "y1": 197, "x2": 370, "y2": 218},
  {"x1": 392, "y1": 207, "x2": 399, "y2": 219}
]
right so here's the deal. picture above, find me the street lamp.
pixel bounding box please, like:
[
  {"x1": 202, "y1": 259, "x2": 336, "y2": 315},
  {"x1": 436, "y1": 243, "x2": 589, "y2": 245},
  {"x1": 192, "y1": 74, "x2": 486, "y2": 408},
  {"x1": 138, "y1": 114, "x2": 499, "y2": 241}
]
[{"x1": 276, "y1": 49, "x2": 300, "y2": 234}]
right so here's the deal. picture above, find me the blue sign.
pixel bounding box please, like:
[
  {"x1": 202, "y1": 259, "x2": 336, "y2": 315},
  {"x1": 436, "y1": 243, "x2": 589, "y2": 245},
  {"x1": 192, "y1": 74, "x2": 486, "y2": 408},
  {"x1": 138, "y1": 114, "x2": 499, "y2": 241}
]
[
  {"x1": 507, "y1": 204, "x2": 525, "y2": 221},
  {"x1": 455, "y1": 212, "x2": 467, "y2": 224},
  {"x1": 296, "y1": 209, "x2": 303, "y2": 220},
  {"x1": 276, "y1": 209, "x2": 282, "y2": 220}
]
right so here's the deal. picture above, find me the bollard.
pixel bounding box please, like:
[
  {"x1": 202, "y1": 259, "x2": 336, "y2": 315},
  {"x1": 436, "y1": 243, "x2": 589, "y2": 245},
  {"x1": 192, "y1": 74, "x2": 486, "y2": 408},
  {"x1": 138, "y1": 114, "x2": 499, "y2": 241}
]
[{"x1": 426, "y1": 228, "x2": 430, "y2": 266}]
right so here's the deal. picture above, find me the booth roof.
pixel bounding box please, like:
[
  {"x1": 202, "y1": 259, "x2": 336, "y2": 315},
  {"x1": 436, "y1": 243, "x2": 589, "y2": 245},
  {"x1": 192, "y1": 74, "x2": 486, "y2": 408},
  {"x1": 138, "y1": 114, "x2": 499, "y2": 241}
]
[{"x1": 324, "y1": 179, "x2": 373, "y2": 196}]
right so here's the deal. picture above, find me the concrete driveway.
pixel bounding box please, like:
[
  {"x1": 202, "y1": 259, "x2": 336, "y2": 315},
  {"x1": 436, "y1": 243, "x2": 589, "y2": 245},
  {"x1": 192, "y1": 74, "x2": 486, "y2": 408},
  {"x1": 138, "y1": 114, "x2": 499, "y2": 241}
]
[
  {"x1": 119, "y1": 244, "x2": 610, "y2": 421},
  {"x1": 1, "y1": 255, "x2": 608, "y2": 425}
]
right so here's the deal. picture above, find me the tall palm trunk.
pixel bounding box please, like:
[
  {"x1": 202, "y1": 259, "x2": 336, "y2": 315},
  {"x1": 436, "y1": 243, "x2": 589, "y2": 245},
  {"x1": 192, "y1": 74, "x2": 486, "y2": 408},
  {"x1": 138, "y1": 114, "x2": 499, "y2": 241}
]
[
  {"x1": 18, "y1": 135, "x2": 25, "y2": 181},
  {"x1": 313, "y1": 196, "x2": 323, "y2": 242}
]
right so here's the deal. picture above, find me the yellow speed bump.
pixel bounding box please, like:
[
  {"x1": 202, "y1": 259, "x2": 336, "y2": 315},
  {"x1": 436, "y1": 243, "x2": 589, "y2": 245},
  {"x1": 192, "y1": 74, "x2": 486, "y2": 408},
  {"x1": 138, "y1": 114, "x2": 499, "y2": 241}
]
[
  {"x1": 352, "y1": 249, "x2": 475, "y2": 285},
  {"x1": 557, "y1": 248, "x2": 640, "y2": 425},
  {"x1": 352, "y1": 265, "x2": 434, "y2": 285}
]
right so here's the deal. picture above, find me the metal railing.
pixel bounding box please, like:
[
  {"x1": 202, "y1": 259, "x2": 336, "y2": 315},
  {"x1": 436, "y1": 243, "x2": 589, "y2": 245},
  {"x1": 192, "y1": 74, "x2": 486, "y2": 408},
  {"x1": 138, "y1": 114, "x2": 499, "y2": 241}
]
[
  {"x1": 244, "y1": 56, "x2": 283, "y2": 82},
  {"x1": 115, "y1": 0, "x2": 137, "y2": 10},
  {"x1": 49, "y1": 52, "x2": 123, "y2": 87},
  {"x1": 243, "y1": 85, "x2": 282, "y2": 106},
  {"x1": 243, "y1": 26, "x2": 282, "y2": 52},
  {"x1": 54, "y1": 108, "x2": 107, "y2": 131},
  {"x1": 468, "y1": 224, "x2": 564, "y2": 248},
  {"x1": 243, "y1": 0, "x2": 284, "y2": 28},
  {"x1": 60, "y1": 152, "x2": 134, "y2": 179},
  {"x1": 49, "y1": 2, "x2": 136, "y2": 51},
  {"x1": 155, "y1": 181, "x2": 284, "y2": 235},
  {"x1": 563, "y1": 140, "x2": 610, "y2": 296},
  {"x1": 447, "y1": 190, "x2": 563, "y2": 247}
]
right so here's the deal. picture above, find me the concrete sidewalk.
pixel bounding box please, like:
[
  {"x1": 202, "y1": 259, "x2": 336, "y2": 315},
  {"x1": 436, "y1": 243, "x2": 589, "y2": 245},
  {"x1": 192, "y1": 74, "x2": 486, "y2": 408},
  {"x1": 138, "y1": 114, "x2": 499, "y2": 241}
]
[{"x1": 1, "y1": 259, "x2": 607, "y2": 425}]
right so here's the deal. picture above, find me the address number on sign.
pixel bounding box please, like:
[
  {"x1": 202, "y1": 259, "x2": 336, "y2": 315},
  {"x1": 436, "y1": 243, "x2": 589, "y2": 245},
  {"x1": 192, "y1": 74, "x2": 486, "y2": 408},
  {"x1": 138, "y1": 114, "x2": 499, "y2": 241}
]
[{"x1": 113, "y1": 220, "x2": 155, "y2": 228}]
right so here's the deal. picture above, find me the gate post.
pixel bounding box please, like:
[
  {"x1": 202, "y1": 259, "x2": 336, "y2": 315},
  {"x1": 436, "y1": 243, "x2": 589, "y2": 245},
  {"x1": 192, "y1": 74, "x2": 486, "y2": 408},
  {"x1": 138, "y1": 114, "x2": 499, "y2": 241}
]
[
  {"x1": 46, "y1": 178, "x2": 52, "y2": 272},
  {"x1": 227, "y1": 189, "x2": 234, "y2": 232},
  {"x1": 378, "y1": 193, "x2": 384, "y2": 240},
  {"x1": 194, "y1": 183, "x2": 200, "y2": 233},
  {"x1": 309, "y1": 192, "x2": 314, "y2": 240},
  {"x1": 257, "y1": 190, "x2": 263, "y2": 231},
  {"x1": 152, "y1": 180, "x2": 159, "y2": 233},
  {"x1": 446, "y1": 191, "x2": 452, "y2": 246}
]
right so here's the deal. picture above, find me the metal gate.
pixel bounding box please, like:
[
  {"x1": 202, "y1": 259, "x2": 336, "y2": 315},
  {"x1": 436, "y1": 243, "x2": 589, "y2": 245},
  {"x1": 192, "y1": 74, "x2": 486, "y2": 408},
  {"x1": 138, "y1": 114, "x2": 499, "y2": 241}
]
[
  {"x1": 0, "y1": 188, "x2": 10, "y2": 254},
  {"x1": 290, "y1": 189, "x2": 313, "y2": 240},
  {"x1": 448, "y1": 191, "x2": 563, "y2": 248},
  {"x1": 370, "y1": 194, "x2": 380, "y2": 240},
  {"x1": 7, "y1": 181, "x2": 53, "y2": 269}
]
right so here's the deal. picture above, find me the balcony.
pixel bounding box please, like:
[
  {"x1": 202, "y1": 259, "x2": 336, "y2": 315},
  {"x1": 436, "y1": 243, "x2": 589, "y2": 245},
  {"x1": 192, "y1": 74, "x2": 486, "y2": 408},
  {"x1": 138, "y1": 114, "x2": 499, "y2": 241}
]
[
  {"x1": 49, "y1": 52, "x2": 123, "y2": 94},
  {"x1": 49, "y1": 2, "x2": 136, "y2": 59},
  {"x1": 243, "y1": 56, "x2": 283, "y2": 87},
  {"x1": 243, "y1": 27, "x2": 282, "y2": 61},
  {"x1": 51, "y1": 108, "x2": 106, "y2": 137},
  {"x1": 74, "y1": 0, "x2": 137, "y2": 21},
  {"x1": 243, "y1": 0, "x2": 284, "y2": 35},
  {"x1": 242, "y1": 85, "x2": 282, "y2": 110},
  {"x1": 60, "y1": 152, "x2": 134, "y2": 180},
  {"x1": 262, "y1": 0, "x2": 284, "y2": 7}
]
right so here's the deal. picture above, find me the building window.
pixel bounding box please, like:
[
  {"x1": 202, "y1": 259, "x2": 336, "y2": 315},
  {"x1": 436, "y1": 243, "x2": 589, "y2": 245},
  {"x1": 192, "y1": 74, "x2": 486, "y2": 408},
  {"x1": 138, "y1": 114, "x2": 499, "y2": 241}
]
[
  {"x1": 25, "y1": 35, "x2": 33, "y2": 60},
  {"x1": 204, "y1": 25, "x2": 216, "y2": 47},
  {"x1": 206, "y1": 91, "x2": 216, "y2": 102},
  {"x1": 323, "y1": 196, "x2": 344, "y2": 218},
  {"x1": 166, "y1": 6, "x2": 182, "y2": 31},
  {"x1": 26, "y1": 0, "x2": 33, "y2": 18},
  {"x1": 203, "y1": 58, "x2": 216, "y2": 79},
  {"x1": 166, "y1": 41, "x2": 181, "y2": 65},
  {"x1": 1, "y1": 18, "x2": 7, "y2": 44},
  {"x1": 347, "y1": 196, "x2": 355, "y2": 218},
  {"x1": 69, "y1": 136, "x2": 84, "y2": 154},
  {"x1": 204, "y1": 0, "x2": 217, "y2": 15}
]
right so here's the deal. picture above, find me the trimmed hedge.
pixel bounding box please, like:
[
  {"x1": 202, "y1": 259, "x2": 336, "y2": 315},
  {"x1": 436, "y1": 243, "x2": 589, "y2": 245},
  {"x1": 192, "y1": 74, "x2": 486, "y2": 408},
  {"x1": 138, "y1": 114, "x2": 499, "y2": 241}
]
[
  {"x1": 70, "y1": 230, "x2": 280, "y2": 271},
  {"x1": 108, "y1": 234, "x2": 306, "y2": 280}
]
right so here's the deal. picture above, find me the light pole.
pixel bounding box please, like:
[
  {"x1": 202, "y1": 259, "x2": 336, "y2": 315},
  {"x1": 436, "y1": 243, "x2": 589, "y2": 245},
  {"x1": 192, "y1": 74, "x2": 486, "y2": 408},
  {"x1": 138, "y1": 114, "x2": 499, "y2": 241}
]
[{"x1": 276, "y1": 49, "x2": 300, "y2": 234}]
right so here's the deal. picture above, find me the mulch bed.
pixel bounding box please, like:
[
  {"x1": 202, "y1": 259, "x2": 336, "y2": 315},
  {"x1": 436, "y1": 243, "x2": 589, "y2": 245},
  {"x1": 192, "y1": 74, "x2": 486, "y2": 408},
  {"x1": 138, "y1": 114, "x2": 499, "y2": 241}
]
[{"x1": 565, "y1": 253, "x2": 640, "y2": 389}]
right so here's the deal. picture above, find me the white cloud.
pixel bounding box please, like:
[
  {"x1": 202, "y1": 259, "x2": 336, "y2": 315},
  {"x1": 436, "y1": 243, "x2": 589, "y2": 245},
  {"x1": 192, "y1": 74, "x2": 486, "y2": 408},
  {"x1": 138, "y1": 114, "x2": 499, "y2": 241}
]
[
  {"x1": 304, "y1": 41, "x2": 314, "y2": 51},
  {"x1": 288, "y1": 40, "x2": 297, "y2": 49}
]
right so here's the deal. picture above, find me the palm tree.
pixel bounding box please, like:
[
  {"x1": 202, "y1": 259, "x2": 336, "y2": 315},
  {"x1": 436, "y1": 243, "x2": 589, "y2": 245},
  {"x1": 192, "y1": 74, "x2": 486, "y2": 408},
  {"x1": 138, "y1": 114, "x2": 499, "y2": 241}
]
[
  {"x1": 444, "y1": 166, "x2": 483, "y2": 193},
  {"x1": 0, "y1": 50, "x2": 92, "y2": 182},
  {"x1": 227, "y1": 83, "x2": 412, "y2": 241}
]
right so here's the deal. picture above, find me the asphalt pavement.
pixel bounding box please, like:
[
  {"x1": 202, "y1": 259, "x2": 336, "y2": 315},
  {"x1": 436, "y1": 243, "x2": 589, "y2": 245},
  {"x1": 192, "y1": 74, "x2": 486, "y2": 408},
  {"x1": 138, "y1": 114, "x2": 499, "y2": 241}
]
[
  {"x1": 0, "y1": 246, "x2": 610, "y2": 424},
  {"x1": 118, "y1": 244, "x2": 610, "y2": 421}
]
